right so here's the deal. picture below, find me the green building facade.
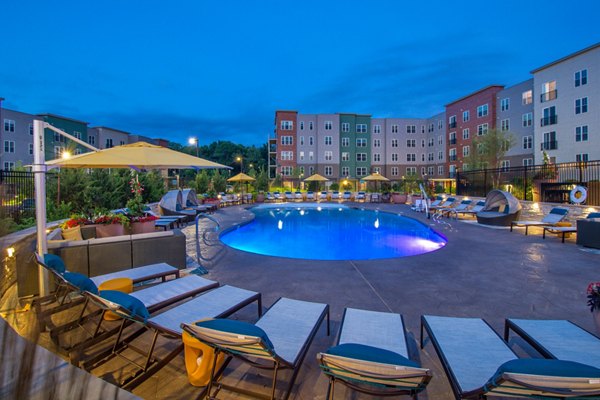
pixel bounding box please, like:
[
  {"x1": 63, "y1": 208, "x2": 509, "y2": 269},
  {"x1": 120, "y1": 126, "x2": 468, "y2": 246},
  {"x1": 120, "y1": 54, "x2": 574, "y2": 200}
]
[
  {"x1": 40, "y1": 114, "x2": 89, "y2": 160},
  {"x1": 339, "y1": 113, "x2": 371, "y2": 183}
]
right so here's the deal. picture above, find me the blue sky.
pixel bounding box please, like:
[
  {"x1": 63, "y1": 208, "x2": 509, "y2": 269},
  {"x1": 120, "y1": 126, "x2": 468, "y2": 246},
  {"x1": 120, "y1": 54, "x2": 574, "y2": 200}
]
[{"x1": 1, "y1": 0, "x2": 599, "y2": 146}]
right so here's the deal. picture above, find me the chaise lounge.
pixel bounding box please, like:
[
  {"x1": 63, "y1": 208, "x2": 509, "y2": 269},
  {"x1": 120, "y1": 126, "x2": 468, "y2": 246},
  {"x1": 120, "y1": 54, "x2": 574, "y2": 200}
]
[
  {"x1": 476, "y1": 190, "x2": 522, "y2": 227},
  {"x1": 510, "y1": 206, "x2": 568, "y2": 235}
]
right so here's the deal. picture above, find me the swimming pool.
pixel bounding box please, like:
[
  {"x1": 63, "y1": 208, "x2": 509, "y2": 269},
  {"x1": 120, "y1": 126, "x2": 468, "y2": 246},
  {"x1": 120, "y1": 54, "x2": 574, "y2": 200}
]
[{"x1": 220, "y1": 204, "x2": 447, "y2": 260}]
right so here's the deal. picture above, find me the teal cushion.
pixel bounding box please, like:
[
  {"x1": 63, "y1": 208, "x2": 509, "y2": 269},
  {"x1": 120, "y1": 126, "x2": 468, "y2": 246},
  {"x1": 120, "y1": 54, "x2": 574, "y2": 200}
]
[
  {"x1": 326, "y1": 343, "x2": 418, "y2": 367},
  {"x1": 551, "y1": 208, "x2": 568, "y2": 215},
  {"x1": 491, "y1": 359, "x2": 600, "y2": 381},
  {"x1": 100, "y1": 290, "x2": 150, "y2": 321},
  {"x1": 195, "y1": 319, "x2": 274, "y2": 350},
  {"x1": 43, "y1": 253, "x2": 66, "y2": 274},
  {"x1": 588, "y1": 213, "x2": 600, "y2": 219},
  {"x1": 63, "y1": 272, "x2": 98, "y2": 294}
]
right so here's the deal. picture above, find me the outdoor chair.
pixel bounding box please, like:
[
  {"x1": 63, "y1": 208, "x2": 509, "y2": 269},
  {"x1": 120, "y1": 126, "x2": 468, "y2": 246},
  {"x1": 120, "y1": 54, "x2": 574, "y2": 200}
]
[
  {"x1": 356, "y1": 191, "x2": 366, "y2": 202},
  {"x1": 421, "y1": 315, "x2": 600, "y2": 399},
  {"x1": 428, "y1": 196, "x2": 444, "y2": 208},
  {"x1": 441, "y1": 199, "x2": 472, "y2": 218},
  {"x1": 81, "y1": 285, "x2": 262, "y2": 390},
  {"x1": 510, "y1": 207, "x2": 569, "y2": 235},
  {"x1": 319, "y1": 191, "x2": 328, "y2": 201},
  {"x1": 181, "y1": 297, "x2": 329, "y2": 400},
  {"x1": 430, "y1": 197, "x2": 456, "y2": 214},
  {"x1": 342, "y1": 191, "x2": 352, "y2": 201},
  {"x1": 318, "y1": 308, "x2": 431, "y2": 399},
  {"x1": 456, "y1": 200, "x2": 485, "y2": 218},
  {"x1": 294, "y1": 191, "x2": 303, "y2": 201},
  {"x1": 306, "y1": 191, "x2": 315, "y2": 201},
  {"x1": 266, "y1": 192, "x2": 274, "y2": 202},
  {"x1": 370, "y1": 193, "x2": 380, "y2": 203},
  {"x1": 274, "y1": 191, "x2": 283, "y2": 202},
  {"x1": 284, "y1": 191, "x2": 294, "y2": 202},
  {"x1": 331, "y1": 191, "x2": 340, "y2": 201},
  {"x1": 543, "y1": 212, "x2": 600, "y2": 243}
]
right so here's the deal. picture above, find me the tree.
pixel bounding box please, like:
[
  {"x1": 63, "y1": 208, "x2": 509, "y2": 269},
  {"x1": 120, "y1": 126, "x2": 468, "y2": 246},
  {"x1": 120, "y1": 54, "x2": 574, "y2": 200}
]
[
  {"x1": 211, "y1": 170, "x2": 227, "y2": 193},
  {"x1": 195, "y1": 170, "x2": 210, "y2": 194},
  {"x1": 463, "y1": 129, "x2": 515, "y2": 171}
]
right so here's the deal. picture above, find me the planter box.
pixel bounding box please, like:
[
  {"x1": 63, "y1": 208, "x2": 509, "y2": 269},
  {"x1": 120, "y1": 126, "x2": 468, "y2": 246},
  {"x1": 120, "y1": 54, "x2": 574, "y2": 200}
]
[
  {"x1": 96, "y1": 223, "x2": 126, "y2": 238},
  {"x1": 130, "y1": 220, "x2": 156, "y2": 235}
]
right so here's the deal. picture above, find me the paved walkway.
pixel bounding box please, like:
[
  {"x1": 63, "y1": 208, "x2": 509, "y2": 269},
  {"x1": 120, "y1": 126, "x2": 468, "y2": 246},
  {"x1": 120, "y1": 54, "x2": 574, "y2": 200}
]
[{"x1": 130, "y1": 202, "x2": 599, "y2": 399}]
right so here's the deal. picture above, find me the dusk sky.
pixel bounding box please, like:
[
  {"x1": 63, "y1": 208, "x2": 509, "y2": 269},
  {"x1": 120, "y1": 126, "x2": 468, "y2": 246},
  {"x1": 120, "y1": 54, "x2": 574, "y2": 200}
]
[{"x1": 2, "y1": 0, "x2": 599, "y2": 146}]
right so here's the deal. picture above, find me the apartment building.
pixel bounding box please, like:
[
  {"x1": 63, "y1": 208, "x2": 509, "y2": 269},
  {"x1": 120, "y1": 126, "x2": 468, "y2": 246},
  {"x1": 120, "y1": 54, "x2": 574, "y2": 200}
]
[
  {"x1": 88, "y1": 126, "x2": 129, "y2": 149},
  {"x1": 532, "y1": 42, "x2": 600, "y2": 164},
  {"x1": 1, "y1": 108, "x2": 39, "y2": 169},
  {"x1": 39, "y1": 113, "x2": 90, "y2": 160}
]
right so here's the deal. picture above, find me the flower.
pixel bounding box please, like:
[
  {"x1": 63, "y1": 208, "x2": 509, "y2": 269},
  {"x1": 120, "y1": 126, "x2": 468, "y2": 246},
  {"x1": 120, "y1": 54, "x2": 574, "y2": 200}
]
[
  {"x1": 61, "y1": 215, "x2": 92, "y2": 230},
  {"x1": 129, "y1": 215, "x2": 158, "y2": 223},
  {"x1": 587, "y1": 282, "x2": 600, "y2": 312},
  {"x1": 93, "y1": 213, "x2": 130, "y2": 227}
]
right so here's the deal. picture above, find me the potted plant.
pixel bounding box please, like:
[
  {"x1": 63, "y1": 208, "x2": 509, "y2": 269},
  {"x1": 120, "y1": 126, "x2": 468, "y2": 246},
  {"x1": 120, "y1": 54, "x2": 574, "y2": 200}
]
[
  {"x1": 390, "y1": 182, "x2": 407, "y2": 204},
  {"x1": 587, "y1": 282, "x2": 600, "y2": 335},
  {"x1": 94, "y1": 213, "x2": 129, "y2": 238},
  {"x1": 60, "y1": 214, "x2": 94, "y2": 240},
  {"x1": 126, "y1": 173, "x2": 157, "y2": 234}
]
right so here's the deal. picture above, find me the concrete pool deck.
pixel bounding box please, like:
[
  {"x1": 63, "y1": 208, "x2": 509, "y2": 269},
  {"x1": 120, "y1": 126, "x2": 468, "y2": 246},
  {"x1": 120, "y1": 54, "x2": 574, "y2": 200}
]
[{"x1": 127, "y1": 202, "x2": 600, "y2": 399}]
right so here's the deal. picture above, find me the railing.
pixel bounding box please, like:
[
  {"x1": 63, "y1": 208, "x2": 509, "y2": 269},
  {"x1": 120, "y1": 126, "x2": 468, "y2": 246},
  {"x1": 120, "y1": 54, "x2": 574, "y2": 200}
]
[
  {"x1": 449, "y1": 122, "x2": 457, "y2": 128},
  {"x1": 456, "y1": 160, "x2": 600, "y2": 205},
  {"x1": 540, "y1": 90, "x2": 557, "y2": 102},
  {"x1": 540, "y1": 141, "x2": 558, "y2": 151},
  {"x1": 541, "y1": 115, "x2": 557, "y2": 126},
  {"x1": 0, "y1": 170, "x2": 35, "y2": 223},
  {"x1": 449, "y1": 138, "x2": 457, "y2": 145},
  {"x1": 449, "y1": 155, "x2": 457, "y2": 161},
  {"x1": 194, "y1": 213, "x2": 221, "y2": 273}
]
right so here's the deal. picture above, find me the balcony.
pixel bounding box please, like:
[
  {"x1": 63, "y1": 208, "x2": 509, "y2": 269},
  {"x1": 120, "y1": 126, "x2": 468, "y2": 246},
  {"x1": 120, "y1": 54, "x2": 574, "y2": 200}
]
[
  {"x1": 449, "y1": 138, "x2": 457, "y2": 145},
  {"x1": 449, "y1": 122, "x2": 457, "y2": 129},
  {"x1": 540, "y1": 141, "x2": 558, "y2": 151},
  {"x1": 449, "y1": 155, "x2": 457, "y2": 161},
  {"x1": 540, "y1": 90, "x2": 557, "y2": 102},
  {"x1": 540, "y1": 115, "x2": 557, "y2": 126}
]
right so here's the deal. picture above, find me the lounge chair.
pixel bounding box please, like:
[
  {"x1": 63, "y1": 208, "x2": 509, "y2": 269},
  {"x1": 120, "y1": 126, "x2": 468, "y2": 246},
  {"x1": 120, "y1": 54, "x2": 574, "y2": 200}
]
[
  {"x1": 81, "y1": 285, "x2": 261, "y2": 390},
  {"x1": 456, "y1": 200, "x2": 485, "y2": 218},
  {"x1": 266, "y1": 192, "x2": 274, "y2": 202},
  {"x1": 356, "y1": 191, "x2": 366, "y2": 202},
  {"x1": 294, "y1": 191, "x2": 303, "y2": 201},
  {"x1": 510, "y1": 207, "x2": 569, "y2": 235},
  {"x1": 284, "y1": 191, "x2": 294, "y2": 202},
  {"x1": 306, "y1": 191, "x2": 315, "y2": 201},
  {"x1": 428, "y1": 196, "x2": 444, "y2": 208},
  {"x1": 430, "y1": 197, "x2": 456, "y2": 213},
  {"x1": 181, "y1": 297, "x2": 329, "y2": 400},
  {"x1": 476, "y1": 190, "x2": 522, "y2": 227},
  {"x1": 318, "y1": 308, "x2": 431, "y2": 398},
  {"x1": 331, "y1": 191, "x2": 340, "y2": 201},
  {"x1": 319, "y1": 191, "x2": 328, "y2": 201},
  {"x1": 421, "y1": 315, "x2": 600, "y2": 399},
  {"x1": 543, "y1": 212, "x2": 600, "y2": 243},
  {"x1": 274, "y1": 191, "x2": 283, "y2": 202},
  {"x1": 342, "y1": 191, "x2": 352, "y2": 201},
  {"x1": 441, "y1": 199, "x2": 472, "y2": 218}
]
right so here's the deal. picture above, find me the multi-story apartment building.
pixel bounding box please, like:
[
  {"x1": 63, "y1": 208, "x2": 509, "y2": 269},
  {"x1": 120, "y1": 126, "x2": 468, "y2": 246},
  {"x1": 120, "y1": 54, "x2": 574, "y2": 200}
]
[
  {"x1": 1, "y1": 108, "x2": 39, "y2": 170},
  {"x1": 39, "y1": 113, "x2": 90, "y2": 160},
  {"x1": 426, "y1": 112, "x2": 447, "y2": 179},
  {"x1": 274, "y1": 111, "x2": 299, "y2": 178},
  {"x1": 532, "y1": 42, "x2": 600, "y2": 164},
  {"x1": 88, "y1": 126, "x2": 129, "y2": 149},
  {"x1": 339, "y1": 114, "x2": 370, "y2": 180}
]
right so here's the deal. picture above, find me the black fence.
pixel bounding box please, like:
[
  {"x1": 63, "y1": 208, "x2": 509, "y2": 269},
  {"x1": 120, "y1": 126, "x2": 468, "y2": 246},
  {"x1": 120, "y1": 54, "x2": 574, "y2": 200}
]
[
  {"x1": 0, "y1": 170, "x2": 35, "y2": 223},
  {"x1": 456, "y1": 160, "x2": 600, "y2": 206}
]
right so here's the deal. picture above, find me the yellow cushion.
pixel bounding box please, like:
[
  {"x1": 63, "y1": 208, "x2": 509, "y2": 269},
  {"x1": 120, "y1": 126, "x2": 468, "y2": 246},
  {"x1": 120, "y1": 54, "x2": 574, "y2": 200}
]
[{"x1": 61, "y1": 225, "x2": 83, "y2": 241}]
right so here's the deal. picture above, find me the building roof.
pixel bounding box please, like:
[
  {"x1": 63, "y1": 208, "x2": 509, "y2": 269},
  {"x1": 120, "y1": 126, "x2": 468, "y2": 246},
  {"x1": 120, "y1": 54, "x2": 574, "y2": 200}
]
[
  {"x1": 445, "y1": 85, "x2": 505, "y2": 107},
  {"x1": 37, "y1": 113, "x2": 89, "y2": 125},
  {"x1": 531, "y1": 42, "x2": 600, "y2": 74},
  {"x1": 90, "y1": 126, "x2": 131, "y2": 135}
]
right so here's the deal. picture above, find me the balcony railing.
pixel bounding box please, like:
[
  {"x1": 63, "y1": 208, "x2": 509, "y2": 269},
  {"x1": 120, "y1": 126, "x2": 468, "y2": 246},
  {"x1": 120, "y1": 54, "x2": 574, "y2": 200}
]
[
  {"x1": 449, "y1": 155, "x2": 457, "y2": 161},
  {"x1": 540, "y1": 141, "x2": 558, "y2": 151},
  {"x1": 449, "y1": 138, "x2": 457, "y2": 145},
  {"x1": 449, "y1": 122, "x2": 457, "y2": 129},
  {"x1": 540, "y1": 90, "x2": 557, "y2": 102},
  {"x1": 540, "y1": 115, "x2": 557, "y2": 126}
]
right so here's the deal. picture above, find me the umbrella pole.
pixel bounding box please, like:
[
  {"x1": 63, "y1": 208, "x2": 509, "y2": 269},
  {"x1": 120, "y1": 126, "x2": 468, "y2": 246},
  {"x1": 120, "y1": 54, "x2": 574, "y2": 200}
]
[{"x1": 33, "y1": 120, "x2": 49, "y2": 296}]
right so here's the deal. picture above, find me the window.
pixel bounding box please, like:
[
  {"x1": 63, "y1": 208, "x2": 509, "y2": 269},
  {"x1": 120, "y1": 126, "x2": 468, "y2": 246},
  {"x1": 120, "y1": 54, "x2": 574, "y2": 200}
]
[
  {"x1": 281, "y1": 136, "x2": 293, "y2": 145},
  {"x1": 391, "y1": 153, "x2": 398, "y2": 162},
  {"x1": 75, "y1": 148, "x2": 83, "y2": 155},
  {"x1": 105, "y1": 138, "x2": 114, "y2": 148},
  {"x1": 373, "y1": 139, "x2": 381, "y2": 147},
  {"x1": 341, "y1": 122, "x2": 350, "y2": 133},
  {"x1": 576, "y1": 154, "x2": 589, "y2": 162},
  {"x1": 406, "y1": 125, "x2": 416, "y2": 134},
  {"x1": 340, "y1": 137, "x2": 348, "y2": 147},
  {"x1": 54, "y1": 146, "x2": 64, "y2": 158},
  {"x1": 29, "y1": 143, "x2": 33, "y2": 155},
  {"x1": 119, "y1": 140, "x2": 125, "y2": 146},
  {"x1": 462, "y1": 146, "x2": 470, "y2": 157},
  {"x1": 373, "y1": 167, "x2": 381, "y2": 174},
  {"x1": 300, "y1": 136, "x2": 304, "y2": 145},
  {"x1": 406, "y1": 153, "x2": 416, "y2": 162},
  {"x1": 391, "y1": 167, "x2": 399, "y2": 176},
  {"x1": 29, "y1": 124, "x2": 33, "y2": 135},
  {"x1": 309, "y1": 121, "x2": 313, "y2": 130},
  {"x1": 438, "y1": 135, "x2": 443, "y2": 145},
  {"x1": 356, "y1": 167, "x2": 367, "y2": 176},
  {"x1": 341, "y1": 152, "x2": 350, "y2": 161},
  {"x1": 421, "y1": 139, "x2": 425, "y2": 148},
  {"x1": 462, "y1": 128, "x2": 469, "y2": 140},
  {"x1": 325, "y1": 136, "x2": 332, "y2": 145},
  {"x1": 406, "y1": 139, "x2": 416, "y2": 147},
  {"x1": 280, "y1": 120, "x2": 293, "y2": 130},
  {"x1": 523, "y1": 135, "x2": 533, "y2": 149},
  {"x1": 421, "y1": 154, "x2": 425, "y2": 162},
  {"x1": 309, "y1": 151, "x2": 314, "y2": 160},
  {"x1": 438, "y1": 120, "x2": 443, "y2": 129},
  {"x1": 462, "y1": 110, "x2": 470, "y2": 122},
  {"x1": 406, "y1": 167, "x2": 417, "y2": 176},
  {"x1": 53, "y1": 132, "x2": 66, "y2": 143},
  {"x1": 575, "y1": 69, "x2": 587, "y2": 87},
  {"x1": 541, "y1": 106, "x2": 557, "y2": 126},
  {"x1": 523, "y1": 158, "x2": 533, "y2": 167},
  {"x1": 448, "y1": 115, "x2": 457, "y2": 128},
  {"x1": 324, "y1": 121, "x2": 332, "y2": 130},
  {"x1": 373, "y1": 124, "x2": 381, "y2": 134},
  {"x1": 541, "y1": 81, "x2": 557, "y2": 102},
  {"x1": 428, "y1": 166, "x2": 434, "y2": 176},
  {"x1": 373, "y1": 153, "x2": 381, "y2": 162},
  {"x1": 280, "y1": 151, "x2": 293, "y2": 160},
  {"x1": 3, "y1": 119, "x2": 15, "y2": 132},
  {"x1": 522, "y1": 90, "x2": 532, "y2": 105},
  {"x1": 356, "y1": 124, "x2": 367, "y2": 133},
  {"x1": 576, "y1": 126, "x2": 588, "y2": 142},
  {"x1": 501, "y1": 119, "x2": 510, "y2": 131},
  {"x1": 391, "y1": 139, "x2": 398, "y2": 148},
  {"x1": 3, "y1": 162, "x2": 15, "y2": 170},
  {"x1": 299, "y1": 151, "x2": 304, "y2": 160},
  {"x1": 438, "y1": 151, "x2": 443, "y2": 160},
  {"x1": 356, "y1": 138, "x2": 367, "y2": 147},
  {"x1": 421, "y1": 167, "x2": 426, "y2": 175},
  {"x1": 341, "y1": 166, "x2": 349, "y2": 176},
  {"x1": 500, "y1": 98, "x2": 509, "y2": 111},
  {"x1": 542, "y1": 131, "x2": 557, "y2": 150},
  {"x1": 73, "y1": 131, "x2": 82, "y2": 140},
  {"x1": 3, "y1": 140, "x2": 15, "y2": 153},
  {"x1": 391, "y1": 124, "x2": 399, "y2": 133},
  {"x1": 428, "y1": 152, "x2": 434, "y2": 161},
  {"x1": 429, "y1": 123, "x2": 434, "y2": 132},
  {"x1": 449, "y1": 148, "x2": 457, "y2": 161},
  {"x1": 449, "y1": 131, "x2": 456, "y2": 145},
  {"x1": 300, "y1": 121, "x2": 304, "y2": 130},
  {"x1": 88, "y1": 135, "x2": 96, "y2": 145},
  {"x1": 281, "y1": 166, "x2": 292, "y2": 176},
  {"x1": 325, "y1": 151, "x2": 333, "y2": 161},
  {"x1": 309, "y1": 166, "x2": 314, "y2": 175},
  {"x1": 575, "y1": 97, "x2": 588, "y2": 114},
  {"x1": 477, "y1": 143, "x2": 485, "y2": 155},
  {"x1": 438, "y1": 165, "x2": 444, "y2": 176},
  {"x1": 522, "y1": 112, "x2": 532, "y2": 127},
  {"x1": 428, "y1": 138, "x2": 434, "y2": 147},
  {"x1": 309, "y1": 136, "x2": 314, "y2": 145},
  {"x1": 324, "y1": 166, "x2": 332, "y2": 176},
  {"x1": 421, "y1": 125, "x2": 426, "y2": 133},
  {"x1": 477, "y1": 123, "x2": 488, "y2": 136},
  {"x1": 501, "y1": 160, "x2": 510, "y2": 171},
  {"x1": 477, "y1": 104, "x2": 488, "y2": 117}
]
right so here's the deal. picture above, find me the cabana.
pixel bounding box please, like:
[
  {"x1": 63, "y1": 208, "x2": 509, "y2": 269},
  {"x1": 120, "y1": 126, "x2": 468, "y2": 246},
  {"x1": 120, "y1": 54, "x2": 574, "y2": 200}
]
[
  {"x1": 158, "y1": 190, "x2": 196, "y2": 221},
  {"x1": 476, "y1": 190, "x2": 522, "y2": 226}
]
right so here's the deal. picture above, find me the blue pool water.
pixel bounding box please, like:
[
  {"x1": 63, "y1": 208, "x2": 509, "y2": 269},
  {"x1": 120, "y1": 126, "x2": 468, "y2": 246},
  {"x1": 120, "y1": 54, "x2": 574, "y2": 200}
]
[{"x1": 220, "y1": 204, "x2": 447, "y2": 260}]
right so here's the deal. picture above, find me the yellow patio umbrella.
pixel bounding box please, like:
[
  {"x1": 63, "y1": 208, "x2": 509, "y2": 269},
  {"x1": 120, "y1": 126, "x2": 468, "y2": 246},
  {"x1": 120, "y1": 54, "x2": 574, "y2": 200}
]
[
  {"x1": 46, "y1": 141, "x2": 229, "y2": 170},
  {"x1": 362, "y1": 172, "x2": 390, "y2": 192},
  {"x1": 304, "y1": 173, "x2": 329, "y2": 191},
  {"x1": 227, "y1": 172, "x2": 256, "y2": 203}
]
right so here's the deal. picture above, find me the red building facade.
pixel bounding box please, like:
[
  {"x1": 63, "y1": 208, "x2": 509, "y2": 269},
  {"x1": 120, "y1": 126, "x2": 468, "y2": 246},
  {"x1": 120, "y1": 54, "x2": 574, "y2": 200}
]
[{"x1": 274, "y1": 110, "x2": 298, "y2": 177}]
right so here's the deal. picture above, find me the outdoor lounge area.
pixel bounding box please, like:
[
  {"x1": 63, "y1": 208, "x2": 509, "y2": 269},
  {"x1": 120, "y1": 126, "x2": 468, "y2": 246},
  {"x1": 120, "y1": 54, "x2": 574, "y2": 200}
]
[{"x1": 2, "y1": 200, "x2": 600, "y2": 399}]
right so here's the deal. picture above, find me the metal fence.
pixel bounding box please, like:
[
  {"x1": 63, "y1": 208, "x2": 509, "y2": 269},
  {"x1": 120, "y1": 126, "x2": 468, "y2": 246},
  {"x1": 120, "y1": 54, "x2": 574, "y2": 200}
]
[
  {"x1": 0, "y1": 170, "x2": 35, "y2": 223},
  {"x1": 456, "y1": 160, "x2": 600, "y2": 205}
]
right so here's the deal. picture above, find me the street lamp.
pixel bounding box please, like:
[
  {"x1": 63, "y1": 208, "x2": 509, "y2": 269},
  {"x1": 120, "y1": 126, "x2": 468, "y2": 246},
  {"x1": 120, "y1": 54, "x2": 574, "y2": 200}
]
[
  {"x1": 236, "y1": 156, "x2": 243, "y2": 173},
  {"x1": 188, "y1": 137, "x2": 199, "y2": 157}
]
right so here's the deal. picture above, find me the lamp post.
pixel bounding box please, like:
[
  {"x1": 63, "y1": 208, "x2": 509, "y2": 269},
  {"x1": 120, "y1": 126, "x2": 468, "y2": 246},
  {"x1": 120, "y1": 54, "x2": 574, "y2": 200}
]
[
  {"x1": 236, "y1": 156, "x2": 243, "y2": 173},
  {"x1": 188, "y1": 137, "x2": 199, "y2": 157}
]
